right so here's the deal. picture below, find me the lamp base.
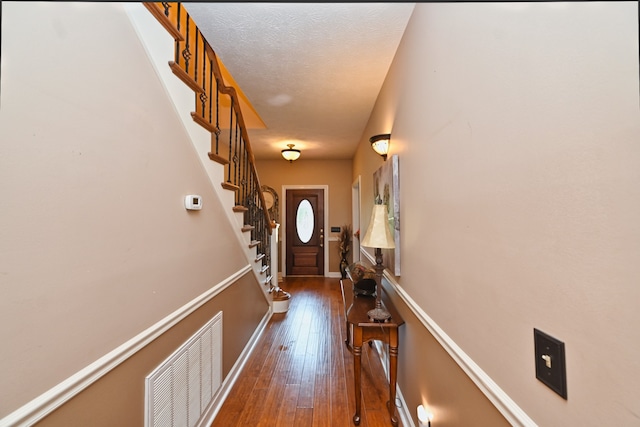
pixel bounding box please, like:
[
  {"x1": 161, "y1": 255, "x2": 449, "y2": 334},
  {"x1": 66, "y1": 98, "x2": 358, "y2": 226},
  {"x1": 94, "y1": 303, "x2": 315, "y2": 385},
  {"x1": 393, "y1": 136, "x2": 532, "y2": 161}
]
[{"x1": 368, "y1": 307, "x2": 391, "y2": 322}]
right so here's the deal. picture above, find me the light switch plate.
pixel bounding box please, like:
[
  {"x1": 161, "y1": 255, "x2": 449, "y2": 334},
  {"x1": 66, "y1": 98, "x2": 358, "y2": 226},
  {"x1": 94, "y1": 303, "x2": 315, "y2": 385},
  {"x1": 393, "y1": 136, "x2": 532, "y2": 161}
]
[{"x1": 534, "y1": 328, "x2": 567, "y2": 399}]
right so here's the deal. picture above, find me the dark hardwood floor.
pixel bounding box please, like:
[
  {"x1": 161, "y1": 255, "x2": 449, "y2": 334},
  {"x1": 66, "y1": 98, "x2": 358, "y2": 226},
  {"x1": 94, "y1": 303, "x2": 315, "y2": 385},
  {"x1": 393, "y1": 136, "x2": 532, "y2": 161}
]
[{"x1": 210, "y1": 276, "x2": 404, "y2": 427}]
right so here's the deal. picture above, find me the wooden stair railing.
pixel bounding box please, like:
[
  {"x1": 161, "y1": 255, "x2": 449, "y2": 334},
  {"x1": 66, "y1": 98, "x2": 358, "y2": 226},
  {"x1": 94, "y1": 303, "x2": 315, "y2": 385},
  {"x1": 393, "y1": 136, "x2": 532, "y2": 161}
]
[{"x1": 144, "y1": 2, "x2": 277, "y2": 290}]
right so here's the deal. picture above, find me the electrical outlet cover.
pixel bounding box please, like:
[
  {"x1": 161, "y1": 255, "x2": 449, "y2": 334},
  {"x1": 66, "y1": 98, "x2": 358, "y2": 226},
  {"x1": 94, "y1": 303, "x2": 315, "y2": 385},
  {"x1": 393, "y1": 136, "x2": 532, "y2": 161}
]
[{"x1": 534, "y1": 328, "x2": 567, "y2": 399}]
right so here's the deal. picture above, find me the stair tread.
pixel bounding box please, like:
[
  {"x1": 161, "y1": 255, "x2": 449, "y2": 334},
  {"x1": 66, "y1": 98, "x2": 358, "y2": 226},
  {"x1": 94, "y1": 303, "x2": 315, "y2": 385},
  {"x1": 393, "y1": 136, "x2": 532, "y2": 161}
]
[
  {"x1": 221, "y1": 182, "x2": 240, "y2": 192},
  {"x1": 208, "y1": 152, "x2": 229, "y2": 165}
]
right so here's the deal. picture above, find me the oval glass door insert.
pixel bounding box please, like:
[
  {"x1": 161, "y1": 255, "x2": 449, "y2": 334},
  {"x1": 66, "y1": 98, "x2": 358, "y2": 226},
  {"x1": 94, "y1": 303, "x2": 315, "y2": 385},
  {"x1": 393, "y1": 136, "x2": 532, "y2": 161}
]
[{"x1": 296, "y1": 199, "x2": 314, "y2": 243}]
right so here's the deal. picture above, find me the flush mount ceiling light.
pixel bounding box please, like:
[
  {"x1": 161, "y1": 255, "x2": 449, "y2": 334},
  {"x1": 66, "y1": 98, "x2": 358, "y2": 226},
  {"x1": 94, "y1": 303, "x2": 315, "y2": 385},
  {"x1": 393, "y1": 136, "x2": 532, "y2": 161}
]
[
  {"x1": 281, "y1": 144, "x2": 301, "y2": 162},
  {"x1": 369, "y1": 133, "x2": 391, "y2": 161}
]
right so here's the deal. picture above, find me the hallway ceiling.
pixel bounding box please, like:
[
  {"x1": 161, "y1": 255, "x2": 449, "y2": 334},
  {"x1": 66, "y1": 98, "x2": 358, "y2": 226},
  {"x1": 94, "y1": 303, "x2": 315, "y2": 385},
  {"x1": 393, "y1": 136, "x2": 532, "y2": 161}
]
[{"x1": 184, "y1": 3, "x2": 416, "y2": 161}]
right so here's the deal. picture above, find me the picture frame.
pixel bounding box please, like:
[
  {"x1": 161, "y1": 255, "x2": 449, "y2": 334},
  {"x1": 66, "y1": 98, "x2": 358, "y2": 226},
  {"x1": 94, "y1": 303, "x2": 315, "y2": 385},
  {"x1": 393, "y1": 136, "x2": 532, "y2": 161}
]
[{"x1": 373, "y1": 154, "x2": 400, "y2": 276}]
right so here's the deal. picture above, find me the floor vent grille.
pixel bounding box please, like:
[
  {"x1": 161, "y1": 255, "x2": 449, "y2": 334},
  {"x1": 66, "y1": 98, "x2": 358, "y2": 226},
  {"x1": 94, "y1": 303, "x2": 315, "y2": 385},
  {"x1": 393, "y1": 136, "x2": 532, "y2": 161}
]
[{"x1": 145, "y1": 312, "x2": 222, "y2": 427}]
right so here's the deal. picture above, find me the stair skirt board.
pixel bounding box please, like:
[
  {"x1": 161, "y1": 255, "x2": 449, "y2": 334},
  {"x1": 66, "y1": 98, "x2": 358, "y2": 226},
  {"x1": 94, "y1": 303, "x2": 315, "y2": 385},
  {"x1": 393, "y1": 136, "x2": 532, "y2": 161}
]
[{"x1": 145, "y1": 312, "x2": 223, "y2": 427}]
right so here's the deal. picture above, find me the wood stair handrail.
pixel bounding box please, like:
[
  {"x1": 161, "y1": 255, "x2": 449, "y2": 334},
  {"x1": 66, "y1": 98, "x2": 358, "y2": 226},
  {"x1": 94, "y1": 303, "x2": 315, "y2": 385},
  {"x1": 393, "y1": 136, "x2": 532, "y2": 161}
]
[{"x1": 203, "y1": 44, "x2": 270, "y2": 225}]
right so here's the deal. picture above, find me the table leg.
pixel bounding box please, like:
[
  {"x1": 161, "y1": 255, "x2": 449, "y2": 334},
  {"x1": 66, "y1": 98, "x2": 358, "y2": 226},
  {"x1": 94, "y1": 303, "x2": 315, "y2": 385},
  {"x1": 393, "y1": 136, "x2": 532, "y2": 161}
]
[
  {"x1": 389, "y1": 328, "x2": 399, "y2": 427},
  {"x1": 352, "y1": 326, "x2": 363, "y2": 425}
]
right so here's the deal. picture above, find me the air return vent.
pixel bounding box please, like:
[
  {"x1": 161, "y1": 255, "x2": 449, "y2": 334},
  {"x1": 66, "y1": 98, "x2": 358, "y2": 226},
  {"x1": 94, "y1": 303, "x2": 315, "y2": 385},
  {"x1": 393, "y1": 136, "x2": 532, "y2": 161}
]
[{"x1": 145, "y1": 312, "x2": 222, "y2": 427}]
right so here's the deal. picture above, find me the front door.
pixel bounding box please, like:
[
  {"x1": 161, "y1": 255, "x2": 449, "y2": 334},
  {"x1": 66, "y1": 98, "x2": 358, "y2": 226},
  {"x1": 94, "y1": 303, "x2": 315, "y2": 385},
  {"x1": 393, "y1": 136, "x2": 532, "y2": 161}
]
[{"x1": 286, "y1": 189, "x2": 325, "y2": 276}]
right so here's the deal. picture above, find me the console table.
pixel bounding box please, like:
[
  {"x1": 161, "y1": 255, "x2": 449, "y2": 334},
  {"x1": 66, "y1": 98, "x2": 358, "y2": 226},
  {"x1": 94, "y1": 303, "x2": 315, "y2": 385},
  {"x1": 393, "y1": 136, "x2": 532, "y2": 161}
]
[{"x1": 340, "y1": 278, "x2": 405, "y2": 426}]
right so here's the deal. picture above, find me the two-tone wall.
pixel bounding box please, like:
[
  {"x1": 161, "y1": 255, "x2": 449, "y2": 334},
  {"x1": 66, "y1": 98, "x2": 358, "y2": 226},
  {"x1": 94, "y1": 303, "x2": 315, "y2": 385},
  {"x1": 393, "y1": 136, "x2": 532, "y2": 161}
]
[
  {"x1": 0, "y1": 3, "x2": 268, "y2": 425},
  {"x1": 355, "y1": 2, "x2": 640, "y2": 426}
]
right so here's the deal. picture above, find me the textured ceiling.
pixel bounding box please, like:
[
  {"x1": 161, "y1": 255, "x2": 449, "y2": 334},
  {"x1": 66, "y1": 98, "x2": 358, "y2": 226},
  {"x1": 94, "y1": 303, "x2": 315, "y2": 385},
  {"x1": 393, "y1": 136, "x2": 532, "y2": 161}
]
[{"x1": 184, "y1": 3, "x2": 416, "y2": 160}]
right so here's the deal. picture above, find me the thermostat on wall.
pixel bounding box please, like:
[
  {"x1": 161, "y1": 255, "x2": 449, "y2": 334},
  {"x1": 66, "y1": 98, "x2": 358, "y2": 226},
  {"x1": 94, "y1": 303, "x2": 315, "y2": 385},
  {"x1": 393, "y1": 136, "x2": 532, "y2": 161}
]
[{"x1": 185, "y1": 195, "x2": 202, "y2": 210}]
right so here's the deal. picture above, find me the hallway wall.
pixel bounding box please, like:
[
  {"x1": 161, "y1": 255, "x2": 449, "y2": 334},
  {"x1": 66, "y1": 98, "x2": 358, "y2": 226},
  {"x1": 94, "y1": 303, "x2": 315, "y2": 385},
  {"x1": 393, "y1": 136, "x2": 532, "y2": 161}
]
[{"x1": 354, "y1": 2, "x2": 640, "y2": 426}]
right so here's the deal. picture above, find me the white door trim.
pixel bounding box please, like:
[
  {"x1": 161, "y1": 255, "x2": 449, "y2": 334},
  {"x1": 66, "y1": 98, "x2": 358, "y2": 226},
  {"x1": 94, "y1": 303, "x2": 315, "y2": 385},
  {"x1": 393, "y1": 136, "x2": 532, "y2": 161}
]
[
  {"x1": 351, "y1": 176, "x2": 362, "y2": 263},
  {"x1": 281, "y1": 185, "x2": 330, "y2": 277}
]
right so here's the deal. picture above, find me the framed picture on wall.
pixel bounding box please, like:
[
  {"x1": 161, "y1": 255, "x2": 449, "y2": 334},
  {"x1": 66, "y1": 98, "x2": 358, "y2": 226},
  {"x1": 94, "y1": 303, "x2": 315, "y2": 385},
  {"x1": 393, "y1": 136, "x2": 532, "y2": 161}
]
[{"x1": 373, "y1": 154, "x2": 400, "y2": 276}]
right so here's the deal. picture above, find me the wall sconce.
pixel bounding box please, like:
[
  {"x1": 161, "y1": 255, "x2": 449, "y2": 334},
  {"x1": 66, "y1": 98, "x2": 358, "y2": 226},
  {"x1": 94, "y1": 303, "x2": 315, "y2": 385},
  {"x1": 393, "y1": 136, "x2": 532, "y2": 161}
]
[
  {"x1": 281, "y1": 144, "x2": 301, "y2": 162},
  {"x1": 369, "y1": 133, "x2": 391, "y2": 161},
  {"x1": 417, "y1": 404, "x2": 434, "y2": 426}
]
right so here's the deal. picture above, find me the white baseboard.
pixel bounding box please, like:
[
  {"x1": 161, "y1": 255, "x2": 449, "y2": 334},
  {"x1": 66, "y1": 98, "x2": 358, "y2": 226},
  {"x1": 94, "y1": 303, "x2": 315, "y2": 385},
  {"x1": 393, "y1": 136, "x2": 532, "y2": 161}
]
[{"x1": 0, "y1": 266, "x2": 253, "y2": 427}]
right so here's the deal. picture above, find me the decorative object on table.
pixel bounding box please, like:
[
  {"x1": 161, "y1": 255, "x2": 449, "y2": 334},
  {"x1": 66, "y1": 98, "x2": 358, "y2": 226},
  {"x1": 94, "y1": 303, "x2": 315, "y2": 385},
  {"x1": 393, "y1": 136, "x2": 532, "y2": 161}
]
[
  {"x1": 338, "y1": 224, "x2": 352, "y2": 279},
  {"x1": 360, "y1": 204, "x2": 396, "y2": 321},
  {"x1": 372, "y1": 154, "x2": 401, "y2": 276},
  {"x1": 271, "y1": 286, "x2": 291, "y2": 313},
  {"x1": 347, "y1": 262, "x2": 377, "y2": 296}
]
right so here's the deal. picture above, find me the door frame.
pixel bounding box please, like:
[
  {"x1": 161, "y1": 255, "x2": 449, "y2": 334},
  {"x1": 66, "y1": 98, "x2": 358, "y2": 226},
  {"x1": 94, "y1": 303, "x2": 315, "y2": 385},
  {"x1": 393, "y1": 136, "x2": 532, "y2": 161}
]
[
  {"x1": 351, "y1": 176, "x2": 361, "y2": 263},
  {"x1": 281, "y1": 185, "x2": 329, "y2": 277}
]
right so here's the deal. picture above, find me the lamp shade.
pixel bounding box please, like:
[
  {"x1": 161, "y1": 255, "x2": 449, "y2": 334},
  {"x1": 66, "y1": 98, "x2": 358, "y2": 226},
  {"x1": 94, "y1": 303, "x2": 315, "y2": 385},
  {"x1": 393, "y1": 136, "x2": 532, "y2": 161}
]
[{"x1": 361, "y1": 204, "x2": 395, "y2": 249}]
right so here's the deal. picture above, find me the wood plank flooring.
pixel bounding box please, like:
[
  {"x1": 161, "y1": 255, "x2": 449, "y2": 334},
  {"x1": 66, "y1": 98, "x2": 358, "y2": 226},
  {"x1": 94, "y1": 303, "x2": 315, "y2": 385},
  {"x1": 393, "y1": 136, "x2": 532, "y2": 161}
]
[{"x1": 210, "y1": 276, "x2": 404, "y2": 427}]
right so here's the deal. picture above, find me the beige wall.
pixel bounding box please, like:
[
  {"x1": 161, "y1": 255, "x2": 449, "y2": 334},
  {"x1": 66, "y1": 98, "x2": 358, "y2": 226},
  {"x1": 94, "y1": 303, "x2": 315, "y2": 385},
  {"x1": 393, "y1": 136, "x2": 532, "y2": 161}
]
[
  {"x1": 0, "y1": 2, "x2": 267, "y2": 421},
  {"x1": 355, "y1": 2, "x2": 640, "y2": 426},
  {"x1": 256, "y1": 159, "x2": 353, "y2": 274}
]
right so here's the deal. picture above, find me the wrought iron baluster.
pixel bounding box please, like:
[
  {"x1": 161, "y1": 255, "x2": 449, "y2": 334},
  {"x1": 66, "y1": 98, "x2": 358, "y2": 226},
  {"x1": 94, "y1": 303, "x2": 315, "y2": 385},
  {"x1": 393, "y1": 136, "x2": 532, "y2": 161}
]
[
  {"x1": 214, "y1": 75, "x2": 220, "y2": 154},
  {"x1": 254, "y1": 177, "x2": 260, "y2": 244},
  {"x1": 175, "y1": 4, "x2": 181, "y2": 65},
  {"x1": 182, "y1": 13, "x2": 191, "y2": 74},
  {"x1": 227, "y1": 97, "x2": 234, "y2": 184},
  {"x1": 200, "y1": 32, "x2": 207, "y2": 117},
  {"x1": 209, "y1": 62, "x2": 213, "y2": 125},
  {"x1": 233, "y1": 118, "x2": 240, "y2": 204},
  {"x1": 161, "y1": 2, "x2": 171, "y2": 17},
  {"x1": 198, "y1": 32, "x2": 207, "y2": 116},
  {"x1": 241, "y1": 137, "x2": 248, "y2": 210},
  {"x1": 194, "y1": 27, "x2": 199, "y2": 83}
]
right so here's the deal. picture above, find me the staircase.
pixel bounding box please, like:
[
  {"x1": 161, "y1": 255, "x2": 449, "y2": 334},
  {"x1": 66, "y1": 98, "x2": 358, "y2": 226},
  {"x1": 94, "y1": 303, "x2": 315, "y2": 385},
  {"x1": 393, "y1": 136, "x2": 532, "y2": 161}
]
[{"x1": 142, "y1": 2, "x2": 290, "y2": 309}]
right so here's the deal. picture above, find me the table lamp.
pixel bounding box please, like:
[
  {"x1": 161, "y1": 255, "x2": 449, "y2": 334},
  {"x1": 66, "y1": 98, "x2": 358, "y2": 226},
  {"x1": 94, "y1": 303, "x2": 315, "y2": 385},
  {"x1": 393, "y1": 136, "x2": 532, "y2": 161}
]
[{"x1": 360, "y1": 204, "x2": 395, "y2": 321}]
